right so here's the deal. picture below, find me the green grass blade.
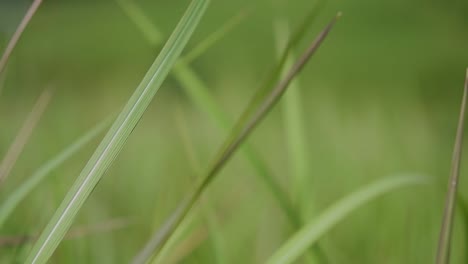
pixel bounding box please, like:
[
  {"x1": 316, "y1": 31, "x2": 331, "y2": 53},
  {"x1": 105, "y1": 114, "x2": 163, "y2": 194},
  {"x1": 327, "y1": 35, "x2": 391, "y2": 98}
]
[
  {"x1": 117, "y1": 0, "x2": 322, "y2": 229},
  {"x1": 0, "y1": 217, "x2": 129, "y2": 247},
  {"x1": 24, "y1": 1, "x2": 210, "y2": 263},
  {"x1": 0, "y1": 0, "x2": 43, "y2": 74},
  {"x1": 132, "y1": 13, "x2": 340, "y2": 264},
  {"x1": 275, "y1": 19, "x2": 327, "y2": 264},
  {"x1": 436, "y1": 68, "x2": 468, "y2": 264},
  {"x1": 0, "y1": 119, "x2": 109, "y2": 229},
  {"x1": 178, "y1": 8, "x2": 250, "y2": 65},
  {"x1": 275, "y1": 19, "x2": 310, "y2": 216},
  {"x1": 266, "y1": 175, "x2": 428, "y2": 264},
  {"x1": 115, "y1": 0, "x2": 164, "y2": 46},
  {"x1": 159, "y1": 107, "x2": 225, "y2": 264},
  {"x1": 0, "y1": 89, "x2": 53, "y2": 186}
]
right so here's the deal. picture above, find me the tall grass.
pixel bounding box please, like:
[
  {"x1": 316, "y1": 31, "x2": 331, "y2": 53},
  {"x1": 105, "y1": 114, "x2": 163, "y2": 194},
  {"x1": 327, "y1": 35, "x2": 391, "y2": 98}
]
[
  {"x1": 117, "y1": 0, "x2": 323, "y2": 238},
  {"x1": 24, "y1": 0, "x2": 210, "y2": 263},
  {"x1": 0, "y1": 0, "x2": 43, "y2": 74},
  {"x1": 131, "y1": 13, "x2": 341, "y2": 264},
  {"x1": 0, "y1": 89, "x2": 52, "y2": 185},
  {"x1": 436, "y1": 69, "x2": 468, "y2": 264}
]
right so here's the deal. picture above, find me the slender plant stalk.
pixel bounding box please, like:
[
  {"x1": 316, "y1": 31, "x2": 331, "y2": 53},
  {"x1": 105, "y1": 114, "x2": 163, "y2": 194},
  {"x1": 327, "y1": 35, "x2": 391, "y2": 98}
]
[
  {"x1": 0, "y1": 88, "x2": 52, "y2": 186},
  {"x1": 0, "y1": 119, "x2": 110, "y2": 228},
  {"x1": 0, "y1": 218, "x2": 129, "y2": 247},
  {"x1": 24, "y1": 1, "x2": 210, "y2": 263},
  {"x1": 436, "y1": 68, "x2": 468, "y2": 264},
  {"x1": 0, "y1": 0, "x2": 43, "y2": 74},
  {"x1": 266, "y1": 175, "x2": 428, "y2": 264},
  {"x1": 132, "y1": 13, "x2": 340, "y2": 264}
]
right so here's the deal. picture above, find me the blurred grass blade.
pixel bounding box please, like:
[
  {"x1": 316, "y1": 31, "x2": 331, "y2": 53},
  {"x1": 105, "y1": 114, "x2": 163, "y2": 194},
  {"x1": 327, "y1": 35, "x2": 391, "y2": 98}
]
[
  {"x1": 0, "y1": 217, "x2": 129, "y2": 247},
  {"x1": 0, "y1": 0, "x2": 43, "y2": 74},
  {"x1": 0, "y1": 89, "x2": 52, "y2": 186},
  {"x1": 179, "y1": 8, "x2": 250, "y2": 64},
  {"x1": 0, "y1": 119, "x2": 110, "y2": 228},
  {"x1": 24, "y1": 1, "x2": 210, "y2": 263},
  {"x1": 436, "y1": 69, "x2": 468, "y2": 264},
  {"x1": 275, "y1": 19, "x2": 326, "y2": 264},
  {"x1": 115, "y1": 0, "x2": 164, "y2": 46},
  {"x1": 266, "y1": 175, "x2": 428, "y2": 264},
  {"x1": 117, "y1": 0, "x2": 322, "y2": 230},
  {"x1": 157, "y1": 107, "x2": 225, "y2": 264},
  {"x1": 275, "y1": 19, "x2": 310, "y2": 214},
  {"x1": 132, "y1": 13, "x2": 340, "y2": 264}
]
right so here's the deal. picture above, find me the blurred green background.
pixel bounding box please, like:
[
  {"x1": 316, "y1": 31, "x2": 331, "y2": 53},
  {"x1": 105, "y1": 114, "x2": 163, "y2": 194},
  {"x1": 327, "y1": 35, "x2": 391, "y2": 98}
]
[{"x1": 1, "y1": 0, "x2": 468, "y2": 263}]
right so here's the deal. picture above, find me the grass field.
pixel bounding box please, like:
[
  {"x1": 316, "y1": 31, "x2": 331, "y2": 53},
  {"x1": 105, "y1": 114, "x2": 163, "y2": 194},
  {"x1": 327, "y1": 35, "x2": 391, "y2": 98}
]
[{"x1": 1, "y1": 0, "x2": 468, "y2": 263}]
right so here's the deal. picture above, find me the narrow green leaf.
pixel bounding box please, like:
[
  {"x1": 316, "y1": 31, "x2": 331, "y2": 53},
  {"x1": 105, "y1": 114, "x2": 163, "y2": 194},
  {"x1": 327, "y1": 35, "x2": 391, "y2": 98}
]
[
  {"x1": 0, "y1": 0, "x2": 43, "y2": 74},
  {"x1": 0, "y1": 119, "x2": 109, "y2": 228},
  {"x1": 132, "y1": 13, "x2": 340, "y2": 264},
  {"x1": 0, "y1": 89, "x2": 53, "y2": 186},
  {"x1": 436, "y1": 68, "x2": 468, "y2": 264},
  {"x1": 275, "y1": 18, "x2": 326, "y2": 264},
  {"x1": 24, "y1": 1, "x2": 210, "y2": 263},
  {"x1": 266, "y1": 175, "x2": 428, "y2": 264},
  {"x1": 275, "y1": 19, "x2": 310, "y2": 217}
]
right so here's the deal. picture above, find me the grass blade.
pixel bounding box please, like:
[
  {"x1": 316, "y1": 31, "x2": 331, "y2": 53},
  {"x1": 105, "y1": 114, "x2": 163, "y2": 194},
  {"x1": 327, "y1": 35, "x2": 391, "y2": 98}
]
[
  {"x1": 0, "y1": 119, "x2": 109, "y2": 228},
  {"x1": 275, "y1": 19, "x2": 326, "y2": 264},
  {"x1": 275, "y1": 19, "x2": 310, "y2": 216},
  {"x1": 132, "y1": 13, "x2": 340, "y2": 264},
  {"x1": 24, "y1": 1, "x2": 210, "y2": 263},
  {"x1": 115, "y1": 0, "x2": 164, "y2": 46},
  {"x1": 0, "y1": 217, "x2": 129, "y2": 247},
  {"x1": 117, "y1": 0, "x2": 323, "y2": 230},
  {"x1": 156, "y1": 107, "x2": 226, "y2": 264},
  {"x1": 0, "y1": 0, "x2": 43, "y2": 74},
  {"x1": 178, "y1": 8, "x2": 250, "y2": 65},
  {"x1": 266, "y1": 175, "x2": 428, "y2": 264},
  {"x1": 0, "y1": 88, "x2": 52, "y2": 186},
  {"x1": 436, "y1": 68, "x2": 468, "y2": 264}
]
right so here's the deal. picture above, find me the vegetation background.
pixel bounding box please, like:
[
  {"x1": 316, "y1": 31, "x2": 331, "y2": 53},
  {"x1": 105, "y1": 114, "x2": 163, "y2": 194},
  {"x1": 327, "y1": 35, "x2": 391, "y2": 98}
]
[{"x1": 0, "y1": 0, "x2": 468, "y2": 263}]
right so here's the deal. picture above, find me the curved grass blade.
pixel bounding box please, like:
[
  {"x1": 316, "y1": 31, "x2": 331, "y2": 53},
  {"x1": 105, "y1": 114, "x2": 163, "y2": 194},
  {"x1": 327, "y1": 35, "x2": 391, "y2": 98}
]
[
  {"x1": 436, "y1": 68, "x2": 468, "y2": 264},
  {"x1": 0, "y1": 88, "x2": 52, "y2": 186},
  {"x1": 132, "y1": 13, "x2": 341, "y2": 264},
  {"x1": 117, "y1": 0, "x2": 323, "y2": 230},
  {"x1": 24, "y1": 1, "x2": 210, "y2": 263},
  {"x1": 0, "y1": 119, "x2": 110, "y2": 228},
  {"x1": 0, "y1": 0, "x2": 43, "y2": 74},
  {"x1": 266, "y1": 175, "x2": 428, "y2": 264}
]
